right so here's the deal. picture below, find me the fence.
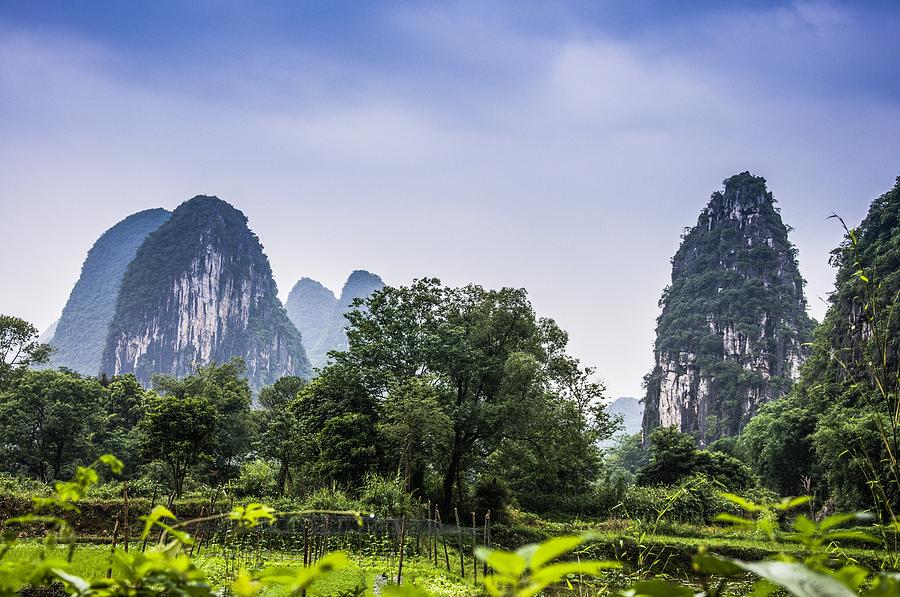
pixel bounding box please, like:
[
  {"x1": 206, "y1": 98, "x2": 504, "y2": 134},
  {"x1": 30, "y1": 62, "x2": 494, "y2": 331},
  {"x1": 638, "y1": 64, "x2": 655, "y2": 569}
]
[{"x1": 178, "y1": 506, "x2": 493, "y2": 586}]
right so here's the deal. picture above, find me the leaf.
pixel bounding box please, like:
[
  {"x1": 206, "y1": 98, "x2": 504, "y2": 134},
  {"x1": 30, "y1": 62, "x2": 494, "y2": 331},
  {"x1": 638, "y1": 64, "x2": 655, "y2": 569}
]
[
  {"x1": 141, "y1": 505, "x2": 176, "y2": 540},
  {"x1": 232, "y1": 571, "x2": 260, "y2": 597},
  {"x1": 714, "y1": 513, "x2": 755, "y2": 526},
  {"x1": 51, "y1": 568, "x2": 90, "y2": 593},
  {"x1": 531, "y1": 561, "x2": 620, "y2": 584},
  {"x1": 720, "y1": 492, "x2": 762, "y2": 512},
  {"x1": 792, "y1": 515, "x2": 816, "y2": 535},
  {"x1": 776, "y1": 496, "x2": 811, "y2": 512},
  {"x1": 692, "y1": 554, "x2": 744, "y2": 576},
  {"x1": 822, "y1": 530, "x2": 880, "y2": 544},
  {"x1": 229, "y1": 503, "x2": 276, "y2": 528},
  {"x1": 820, "y1": 512, "x2": 872, "y2": 531},
  {"x1": 731, "y1": 560, "x2": 857, "y2": 597},
  {"x1": 99, "y1": 455, "x2": 125, "y2": 475},
  {"x1": 474, "y1": 547, "x2": 526, "y2": 577},
  {"x1": 530, "y1": 535, "x2": 585, "y2": 569},
  {"x1": 618, "y1": 579, "x2": 696, "y2": 596}
]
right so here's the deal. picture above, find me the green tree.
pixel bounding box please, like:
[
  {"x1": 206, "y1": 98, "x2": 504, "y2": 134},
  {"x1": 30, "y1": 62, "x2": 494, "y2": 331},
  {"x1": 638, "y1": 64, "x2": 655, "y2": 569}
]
[
  {"x1": 97, "y1": 373, "x2": 153, "y2": 474},
  {"x1": 636, "y1": 426, "x2": 699, "y2": 486},
  {"x1": 739, "y1": 390, "x2": 817, "y2": 496},
  {"x1": 0, "y1": 369, "x2": 104, "y2": 481},
  {"x1": 152, "y1": 358, "x2": 252, "y2": 484},
  {"x1": 0, "y1": 315, "x2": 53, "y2": 386},
  {"x1": 257, "y1": 375, "x2": 306, "y2": 496},
  {"x1": 138, "y1": 392, "x2": 217, "y2": 498},
  {"x1": 337, "y1": 278, "x2": 610, "y2": 510},
  {"x1": 289, "y1": 363, "x2": 379, "y2": 489},
  {"x1": 378, "y1": 377, "x2": 453, "y2": 494}
]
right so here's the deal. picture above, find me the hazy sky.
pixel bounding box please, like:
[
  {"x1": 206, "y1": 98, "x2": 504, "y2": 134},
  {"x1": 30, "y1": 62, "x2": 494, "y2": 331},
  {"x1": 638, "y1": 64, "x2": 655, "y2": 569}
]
[{"x1": 2, "y1": 1, "x2": 899, "y2": 399}]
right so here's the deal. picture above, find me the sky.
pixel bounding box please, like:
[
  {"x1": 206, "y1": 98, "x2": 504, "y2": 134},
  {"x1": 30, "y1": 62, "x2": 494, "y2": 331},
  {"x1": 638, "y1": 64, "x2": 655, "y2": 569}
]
[{"x1": 1, "y1": 1, "x2": 899, "y2": 400}]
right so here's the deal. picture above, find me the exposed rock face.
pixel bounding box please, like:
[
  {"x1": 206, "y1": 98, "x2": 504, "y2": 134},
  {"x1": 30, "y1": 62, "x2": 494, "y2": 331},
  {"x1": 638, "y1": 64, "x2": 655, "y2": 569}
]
[
  {"x1": 49, "y1": 208, "x2": 171, "y2": 374},
  {"x1": 642, "y1": 173, "x2": 814, "y2": 444},
  {"x1": 101, "y1": 196, "x2": 310, "y2": 389},
  {"x1": 285, "y1": 270, "x2": 385, "y2": 369}
]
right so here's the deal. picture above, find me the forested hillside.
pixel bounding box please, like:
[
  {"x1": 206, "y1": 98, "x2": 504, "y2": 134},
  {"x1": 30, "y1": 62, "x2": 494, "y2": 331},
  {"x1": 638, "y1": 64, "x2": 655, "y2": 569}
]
[
  {"x1": 47, "y1": 208, "x2": 171, "y2": 375},
  {"x1": 643, "y1": 173, "x2": 815, "y2": 443},
  {"x1": 740, "y1": 177, "x2": 900, "y2": 510}
]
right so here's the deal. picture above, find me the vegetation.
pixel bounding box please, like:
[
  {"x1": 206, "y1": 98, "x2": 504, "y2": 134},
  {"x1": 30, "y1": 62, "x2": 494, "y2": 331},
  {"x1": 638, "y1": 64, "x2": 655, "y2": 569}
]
[
  {"x1": 739, "y1": 177, "x2": 900, "y2": 514},
  {"x1": 643, "y1": 172, "x2": 815, "y2": 441},
  {"x1": 48, "y1": 208, "x2": 171, "y2": 376}
]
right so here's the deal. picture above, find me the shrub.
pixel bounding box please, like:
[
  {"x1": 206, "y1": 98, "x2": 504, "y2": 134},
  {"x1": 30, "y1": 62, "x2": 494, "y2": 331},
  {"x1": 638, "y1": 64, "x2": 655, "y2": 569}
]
[
  {"x1": 473, "y1": 476, "x2": 512, "y2": 522},
  {"x1": 359, "y1": 474, "x2": 415, "y2": 517},
  {"x1": 300, "y1": 485, "x2": 362, "y2": 512},
  {"x1": 227, "y1": 459, "x2": 277, "y2": 499}
]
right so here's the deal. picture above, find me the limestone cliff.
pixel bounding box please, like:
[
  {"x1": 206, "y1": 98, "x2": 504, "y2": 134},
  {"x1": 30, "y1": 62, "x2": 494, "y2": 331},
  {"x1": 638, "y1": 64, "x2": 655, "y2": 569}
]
[
  {"x1": 642, "y1": 172, "x2": 814, "y2": 443},
  {"x1": 48, "y1": 208, "x2": 171, "y2": 374},
  {"x1": 101, "y1": 196, "x2": 310, "y2": 389},
  {"x1": 285, "y1": 270, "x2": 385, "y2": 369}
]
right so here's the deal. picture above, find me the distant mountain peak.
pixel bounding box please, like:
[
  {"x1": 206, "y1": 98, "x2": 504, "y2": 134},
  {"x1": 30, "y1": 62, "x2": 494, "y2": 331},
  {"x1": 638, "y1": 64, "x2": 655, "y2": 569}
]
[
  {"x1": 286, "y1": 271, "x2": 386, "y2": 370},
  {"x1": 47, "y1": 207, "x2": 172, "y2": 375}
]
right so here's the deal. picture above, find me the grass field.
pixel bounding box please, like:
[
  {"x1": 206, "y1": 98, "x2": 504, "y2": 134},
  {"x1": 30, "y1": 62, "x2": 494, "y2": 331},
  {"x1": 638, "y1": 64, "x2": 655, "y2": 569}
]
[{"x1": 3, "y1": 542, "x2": 480, "y2": 596}]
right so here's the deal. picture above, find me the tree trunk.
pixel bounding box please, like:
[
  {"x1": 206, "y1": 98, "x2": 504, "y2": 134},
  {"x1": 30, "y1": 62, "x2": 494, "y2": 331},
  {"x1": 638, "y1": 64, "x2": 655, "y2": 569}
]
[{"x1": 442, "y1": 445, "x2": 463, "y2": 513}]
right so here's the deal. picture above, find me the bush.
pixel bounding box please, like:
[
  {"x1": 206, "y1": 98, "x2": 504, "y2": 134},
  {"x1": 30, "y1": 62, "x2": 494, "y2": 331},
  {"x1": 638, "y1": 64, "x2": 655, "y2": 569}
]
[
  {"x1": 0, "y1": 473, "x2": 49, "y2": 497},
  {"x1": 359, "y1": 474, "x2": 415, "y2": 517},
  {"x1": 300, "y1": 486, "x2": 362, "y2": 512},
  {"x1": 227, "y1": 459, "x2": 277, "y2": 499},
  {"x1": 473, "y1": 476, "x2": 512, "y2": 522}
]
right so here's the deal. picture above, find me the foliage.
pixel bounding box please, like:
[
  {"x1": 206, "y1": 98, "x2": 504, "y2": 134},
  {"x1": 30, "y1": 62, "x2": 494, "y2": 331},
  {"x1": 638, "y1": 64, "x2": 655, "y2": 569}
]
[
  {"x1": 0, "y1": 315, "x2": 53, "y2": 385},
  {"x1": 0, "y1": 369, "x2": 105, "y2": 482},
  {"x1": 138, "y1": 392, "x2": 217, "y2": 498},
  {"x1": 335, "y1": 278, "x2": 611, "y2": 511},
  {"x1": 636, "y1": 427, "x2": 755, "y2": 490}
]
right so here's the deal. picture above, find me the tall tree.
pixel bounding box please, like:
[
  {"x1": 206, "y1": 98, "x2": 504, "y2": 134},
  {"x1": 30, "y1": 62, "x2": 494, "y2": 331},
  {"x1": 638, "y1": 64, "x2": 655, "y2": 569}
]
[
  {"x1": 152, "y1": 358, "x2": 253, "y2": 484},
  {"x1": 138, "y1": 392, "x2": 217, "y2": 498},
  {"x1": 337, "y1": 278, "x2": 608, "y2": 510},
  {"x1": 257, "y1": 375, "x2": 307, "y2": 496},
  {"x1": 0, "y1": 315, "x2": 53, "y2": 386},
  {"x1": 0, "y1": 369, "x2": 104, "y2": 481}
]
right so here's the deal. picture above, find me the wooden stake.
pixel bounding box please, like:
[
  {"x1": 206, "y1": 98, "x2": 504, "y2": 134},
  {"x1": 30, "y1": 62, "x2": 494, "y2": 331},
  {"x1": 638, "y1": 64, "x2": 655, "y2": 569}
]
[
  {"x1": 396, "y1": 516, "x2": 407, "y2": 585},
  {"x1": 107, "y1": 515, "x2": 120, "y2": 578},
  {"x1": 436, "y1": 509, "x2": 450, "y2": 572},
  {"x1": 122, "y1": 481, "x2": 130, "y2": 553},
  {"x1": 141, "y1": 484, "x2": 159, "y2": 553},
  {"x1": 454, "y1": 508, "x2": 465, "y2": 577},
  {"x1": 471, "y1": 511, "x2": 477, "y2": 586}
]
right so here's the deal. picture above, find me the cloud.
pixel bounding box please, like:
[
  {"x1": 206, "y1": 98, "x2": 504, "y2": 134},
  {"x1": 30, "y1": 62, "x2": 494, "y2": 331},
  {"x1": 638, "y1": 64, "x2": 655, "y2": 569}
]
[{"x1": 1, "y1": 2, "x2": 899, "y2": 399}]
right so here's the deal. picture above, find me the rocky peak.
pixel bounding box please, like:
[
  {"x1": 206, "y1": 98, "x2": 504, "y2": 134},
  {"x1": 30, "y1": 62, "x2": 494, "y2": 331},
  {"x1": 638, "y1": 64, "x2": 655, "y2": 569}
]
[
  {"x1": 643, "y1": 173, "x2": 814, "y2": 444},
  {"x1": 286, "y1": 270, "x2": 385, "y2": 370},
  {"x1": 101, "y1": 196, "x2": 310, "y2": 390},
  {"x1": 339, "y1": 270, "x2": 385, "y2": 306}
]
